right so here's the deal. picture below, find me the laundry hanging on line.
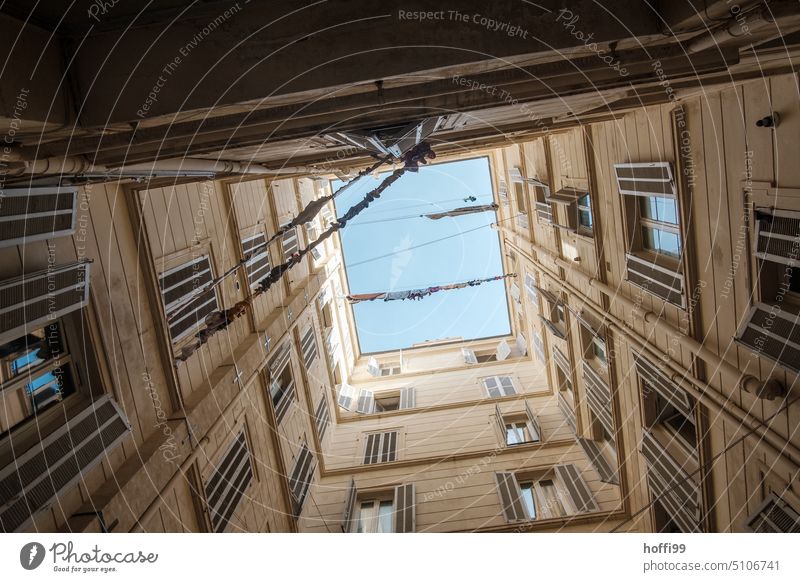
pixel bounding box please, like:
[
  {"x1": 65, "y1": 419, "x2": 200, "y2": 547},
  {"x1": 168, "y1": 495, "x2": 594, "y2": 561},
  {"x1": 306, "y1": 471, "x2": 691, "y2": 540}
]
[
  {"x1": 346, "y1": 273, "x2": 516, "y2": 304},
  {"x1": 424, "y1": 203, "x2": 499, "y2": 220}
]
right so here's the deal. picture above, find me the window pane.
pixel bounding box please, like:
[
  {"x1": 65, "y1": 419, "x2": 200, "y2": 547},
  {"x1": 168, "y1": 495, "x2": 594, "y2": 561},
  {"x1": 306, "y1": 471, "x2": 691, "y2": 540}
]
[
  {"x1": 506, "y1": 423, "x2": 528, "y2": 445},
  {"x1": 593, "y1": 339, "x2": 607, "y2": 364},
  {"x1": 579, "y1": 209, "x2": 593, "y2": 228},
  {"x1": 519, "y1": 483, "x2": 536, "y2": 519},
  {"x1": 356, "y1": 501, "x2": 375, "y2": 533},
  {"x1": 642, "y1": 226, "x2": 681, "y2": 258},
  {"x1": 537, "y1": 479, "x2": 565, "y2": 517},
  {"x1": 640, "y1": 196, "x2": 678, "y2": 225},
  {"x1": 377, "y1": 500, "x2": 393, "y2": 533}
]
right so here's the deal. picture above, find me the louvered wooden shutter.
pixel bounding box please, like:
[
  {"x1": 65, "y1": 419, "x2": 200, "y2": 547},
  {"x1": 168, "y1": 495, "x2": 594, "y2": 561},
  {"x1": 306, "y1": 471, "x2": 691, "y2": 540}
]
[
  {"x1": 0, "y1": 186, "x2": 78, "y2": 248},
  {"x1": 484, "y1": 376, "x2": 501, "y2": 398},
  {"x1": 744, "y1": 494, "x2": 800, "y2": 533},
  {"x1": 159, "y1": 255, "x2": 218, "y2": 342},
  {"x1": 524, "y1": 401, "x2": 541, "y2": 442},
  {"x1": 553, "y1": 347, "x2": 571, "y2": 378},
  {"x1": 554, "y1": 464, "x2": 598, "y2": 513},
  {"x1": 205, "y1": 431, "x2": 254, "y2": 532},
  {"x1": 540, "y1": 316, "x2": 566, "y2": 339},
  {"x1": 495, "y1": 404, "x2": 508, "y2": 445},
  {"x1": 462, "y1": 347, "x2": 478, "y2": 364},
  {"x1": 558, "y1": 391, "x2": 577, "y2": 433},
  {"x1": 524, "y1": 273, "x2": 538, "y2": 305},
  {"x1": 549, "y1": 187, "x2": 584, "y2": 230},
  {"x1": 754, "y1": 208, "x2": 800, "y2": 266},
  {"x1": 394, "y1": 483, "x2": 415, "y2": 533},
  {"x1": 577, "y1": 438, "x2": 618, "y2": 485},
  {"x1": 498, "y1": 180, "x2": 508, "y2": 203},
  {"x1": 341, "y1": 478, "x2": 358, "y2": 532},
  {"x1": 281, "y1": 225, "x2": 299, "y2": 258},
  {"x1": 363, "y1": 431, "x2": 398, "y2": 464},
  {"x1": 633, "y1": 352, "x2": 694, "y2": 418},
  {"x1": 399, "y1": 386, "x2": 415, "y2": 409},
  {"x1": 356, "y1": 389, "x2": 374, "y2": 414},
  {"x1": 735, "y1": 302, "x2": 800, "y2": 373},
  {"x1": 613, "y1": 162, "x2": 675, "y2": 197},
  {"x1": 314, "y1": 396, "x2": 331, "y2": 440},
  {"x1": 336, "y1": 383, "x2": 357, "y2": 411},
  {"x1": 272, "y1": 378, "x2": 295, "y2": 424},
  {"x1": 515, "y1": 333, "x2": 527, "y2": 356},
  {"x1": 509, "y1": 166, "x2": 524, "y2": 183},
  {"x1": 288, "y1": 444, "x2": 316, "y2": 515},
  {"x1": 496, "y1": 340, "x2": 511, "y2": 361},
  {"x1": 499, "y1": 376, "x2": 516, "y2": 396},
  {"x1": 367, "y1": 356, "x2": 381, "y2": 377},
  {"x1": 269, "y1": 341, "x2": 292, "y2": 375},
  {"x1": 583, "y1": 362, "x2": 614, "y2": 440},
  {"x1": 640, "y1": 430, "x2": 701, "y2": 532},
  {"x1": 300, "y1": 326, "x2": 318, "y2": 368},
  {"x1": 625, "y1": 253, "x2": 685, "y2": 307},
  {"x1": 495, "y1": 472, "x2": 526, "y2": 522},
  {"x1": 0, "y1": 395, "x2": 131, "y2": 532},
  {"x1": 241, "y1": 232, "x2": 270, "y2": 290},
  {"x1": 0, "y1": 261, "x2": 91, "y2": 345}
]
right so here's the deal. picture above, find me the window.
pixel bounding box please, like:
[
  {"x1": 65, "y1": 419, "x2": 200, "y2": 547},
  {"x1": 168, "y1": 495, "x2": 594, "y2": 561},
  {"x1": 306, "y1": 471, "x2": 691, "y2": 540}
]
[
  {"x1": 354, "y1": 498, "x2": 394, "y2": 533},
  {"x1": 529, "y1": 179, "x2": 553, "y2": 224},
  {"x1": 744, "y1": 494, "x2": 800, "y2": 533},
  {"x1": 367, "y1": 356, "x2": 401, "y2": 377},
  {"x1": 639, "y1": 196, "x2": 681, "y2": 258},
  {"x1": 496, "y1": 401, "x2": 541, "y2": 446},
  {"x1": 615, "y1": 162, "x2": 685, "y2": 306},
  {"x1": 344, "y1": 482, "x2": 415, "y2": 533},
  {"x1": 354, "y1": 387, "x2": 415, "y2": 414},
  {"x1": 549, "y1": 187, "x2": 592, "y2": 236},
  {"x1": 314, "y1": 395, "x2": 331, "y2": 440},
  {"x1": 375, "y1": 393, "x2": 400, "y2": 412},
  {"x1": 505, "y1": 420, "x2": 537, "y2": 445},
  {"x1": 299, "y1": 326, "x2": 318, "y2": 368},
  {"x1": 380, "y1": 366, "x2": 401, "y2": 377},
  {"x1": 513, "y1": 183, "x2": 528, "y2": 230},
  {"x1": 495, "y1": 466, "x2": 595, "y2": 523},
  {"x1": 159, "y1": 255, "x2": 219, "y2": 343},
  {"x1": 241, "y1": 232, "x2": 271, "y2": 290},
  {"x1": 483, "y1": 376, "x2": 516, "y2": 398},
  {"x1": 204, "y1": 430, "x2": 254, "y2": 532},
  {"x1": 363, "y1": 431, "x2": 399, "y2": 464},
  {"x1": 590, "y1": 335, "x2": 607, "y2": 366},
  {"x1": 577, "y1": 194, "x2": 593, "y2": 235}
]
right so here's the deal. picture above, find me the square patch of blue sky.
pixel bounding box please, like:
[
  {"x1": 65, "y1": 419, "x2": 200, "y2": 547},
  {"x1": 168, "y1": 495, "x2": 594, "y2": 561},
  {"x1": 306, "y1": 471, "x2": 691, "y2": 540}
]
[{"x1": 332, "y1": 156, "x2": 510, "y2": 353}]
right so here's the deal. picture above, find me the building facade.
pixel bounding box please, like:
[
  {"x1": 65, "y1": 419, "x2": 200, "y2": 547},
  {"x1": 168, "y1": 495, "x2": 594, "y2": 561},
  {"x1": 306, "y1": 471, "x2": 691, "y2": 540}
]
[{"x1": 1, "y1": 1, "x2": 799, "y2": 534}]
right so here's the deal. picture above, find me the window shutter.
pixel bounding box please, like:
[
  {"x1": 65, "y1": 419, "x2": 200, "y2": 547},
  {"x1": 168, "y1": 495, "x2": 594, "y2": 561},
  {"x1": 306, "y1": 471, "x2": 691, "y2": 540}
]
[
  {"x1": 743, "y1": 494, "x2": 800, "y2": 533},
  {"x1": 625, "y1": 253, "x2": 684, "y2": 307},
  {"x1": 515, "y1": 333, "x2": 527, "y2": 356},
  {"x1": 0, "y1": 261, "x2": 91, "y2": 346},
  {"x1": 754, "y1": 208, "x2": 800, "y2": 266},
  {"x1": 160, "y1": 255, "x2": 218, "y2": 342},
  {"x1": 496, "y1": 340, "x2": 511, "y2": 361},
  {"x1": 483, "y1": 376, "x2": 501, "y2": 398},
  {"x1": 394, "y1": 483, "x2": 415, "y2": 533},
  {"x1": 535, "y1": 285, "x2": 560, "y2": 306},
  {"x1": 288, "y1": 444, "x2": 316, "y2": 516},
  {"x1": 553, "y1": 347, "x2": 571, "y2": 378},
  {"x1": 314, "y1": 396, "x2": 331, "y2": 441},
  {"x1": 356, "y1": 389, "x2": 375, "y2": 414},
  {"x1": 336, "y1": 383, "x2": 358, "y2": 411},
  {"x1": 367, "y1": 356, "x2": 381, "y2": 377},
  {"x1": 558, "y1": 391, "x2": 577, "y2": 433},
  {"x1": 280, "y1": 225, "x2": 299, "y2": 258},
  {"x1": 204, "y1": 431, "x2": 254, "y2": 532},
  {"x1": 509, "y1": 166, "x2": 524, "y2": 183},
  {"x1": 577, "y1": 438, "x2": 618, "y2": 485},
  {"x1": 535, "y1": 199, "x2": 553, "y2": 224},
  {"x1": 583, "y1": 362, "x2": 614, "y2": 440},
  {"x1": 554, "y1": 464, "x2": 598, "y2": 513},
  {"x1": 632, "y1": 352, "x2": 693, "y2": 418},
  {"x1": 510, "y1": 282, "x2": 521, "y2": 303},
  {"x1": 498, "y1": 180, "x2": 508, "y2": 203},
  {"x1": 268, "y1": 341, "x2": 292, "y2": 375},
  {"x1": 462, "y1": 347, "x2": 478, "y2": 364},
  {"x1": 0, "y1": 186, "x2": 78, "y2": 248},
  {"x1": 524, "y1": 273, "x2": 539, "y2": 305},
  {"x1": 540, "y1": 316, "x2": 566, "y2": 339},
  {"x1": 272, "y1": 378, "x2": 296, "y2": 424},
  {"x1": 0, "y1": 395, "x2": 131, "y2": 532},
  {"x1": 495, "y1": 404, "x2": 508, "y2": 445},
  {"x1": 495, "y1": 472, "x2": 526, "y2": 522},
  {"x1": 399, "y1": 386, "x2": 415, "y2": 409},
  {"x1": 613, "y1": 162, "x2": 675, "y2": 198},
  {"x1": 341, "y1": 478, "x2": 358, "y2": 532},
  {"x1": 549, "y1": 187, "x2": 585, "y2": 230},
  {"x1": 300, "y1": 326, "x2": 318, "y2": 368},
  {"x1": 241, "y1": 232, "x2": 270, "y2": 290},
  {"x1": 524, "y1": 401, "x2": 541, "y2": 441},
  {"x1": 640, "y1": 430, "x2": 701, "y2": 532},
  {"x1": 363, "y1": 431, "x2": 398, "y2": 464},
  {"x1": 735, "y1": 302, "x2": 800, "y2": 374}
]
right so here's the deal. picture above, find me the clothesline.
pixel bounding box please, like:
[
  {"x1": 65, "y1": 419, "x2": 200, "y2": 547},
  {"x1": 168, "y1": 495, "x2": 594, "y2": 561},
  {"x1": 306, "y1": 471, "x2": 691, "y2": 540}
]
[{"x1": 346, "y1": 273, "x2": 516, "y2": 304}]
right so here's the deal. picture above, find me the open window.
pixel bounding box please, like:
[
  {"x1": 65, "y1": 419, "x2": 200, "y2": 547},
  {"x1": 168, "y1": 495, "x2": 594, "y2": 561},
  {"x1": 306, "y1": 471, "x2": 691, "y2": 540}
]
[
  {"x1": 354, "y1": 387, "x2": 415, "y2": 414},
  {"x1": 615, "y1": 162, "x2": 685, "y2": 307},
  {"x1": 495, "y1": 401, "x2": 541, "y2": 446},
  {"x1": 495, "y1": 465, "x2": 597, "y2": 523},
  {"x1": 536, "y1": 286, "x2": 567, "y2": 339},
  {"x1": 549, "y1": 186, "x2": 593, "y2": 237},
  {"x1": 343, "y1": 480, "x2": 415, "y2": 533}
]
